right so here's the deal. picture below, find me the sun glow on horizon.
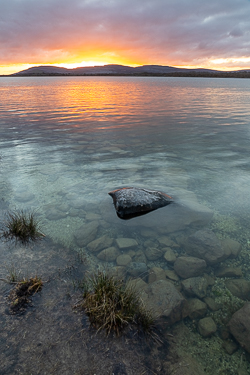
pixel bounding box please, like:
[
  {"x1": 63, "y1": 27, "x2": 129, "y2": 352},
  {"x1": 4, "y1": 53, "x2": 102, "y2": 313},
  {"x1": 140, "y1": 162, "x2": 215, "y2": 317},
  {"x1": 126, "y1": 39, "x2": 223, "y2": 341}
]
[
  {"x1": 56, "y1": 61, "x2": 109, "y2": 69},
  {"x1": 1, "y1": 56, "x2": 250, "y2": 76},
  {"x1": 0, "y1": 58, "x2": 142, "y2": 75}
]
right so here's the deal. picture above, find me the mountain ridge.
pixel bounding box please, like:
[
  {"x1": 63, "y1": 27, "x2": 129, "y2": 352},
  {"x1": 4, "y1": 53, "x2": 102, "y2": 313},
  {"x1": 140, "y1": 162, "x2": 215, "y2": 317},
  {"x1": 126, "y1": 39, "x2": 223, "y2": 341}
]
[{"x1": 7, "y1": 64, "x2": 250, "y2": 77}]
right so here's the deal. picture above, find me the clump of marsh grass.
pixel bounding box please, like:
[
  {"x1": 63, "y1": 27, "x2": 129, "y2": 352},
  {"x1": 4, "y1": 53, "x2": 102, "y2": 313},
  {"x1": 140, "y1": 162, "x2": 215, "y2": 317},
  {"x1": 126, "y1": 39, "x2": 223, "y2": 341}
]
[
  {"x1": 9, "y1": 275, "x2": 43, "y2": 313},
  {"x1": 1, "y1": 210, "x2": 45, "y2": 244},
  {"x1": 78, "y1": 271, "x2": 157, "y2": 338},
  {"x1": 6, "y1": 264, "x2": 22, "y2": 283}
]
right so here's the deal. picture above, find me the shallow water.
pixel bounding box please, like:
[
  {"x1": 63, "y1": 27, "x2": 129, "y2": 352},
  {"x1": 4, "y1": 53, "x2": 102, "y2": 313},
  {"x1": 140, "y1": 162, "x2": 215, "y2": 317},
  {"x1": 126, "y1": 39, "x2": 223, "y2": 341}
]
[{"x1": 1, "y1": 76, "x2": 250, "y2": 374}]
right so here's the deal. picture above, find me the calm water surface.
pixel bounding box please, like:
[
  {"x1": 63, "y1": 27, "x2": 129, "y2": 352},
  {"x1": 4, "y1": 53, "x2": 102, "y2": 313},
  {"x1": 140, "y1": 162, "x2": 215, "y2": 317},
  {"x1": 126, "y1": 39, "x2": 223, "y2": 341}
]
[{"x1": 1, "y1": 76, "x2": 250, "y2": 374}]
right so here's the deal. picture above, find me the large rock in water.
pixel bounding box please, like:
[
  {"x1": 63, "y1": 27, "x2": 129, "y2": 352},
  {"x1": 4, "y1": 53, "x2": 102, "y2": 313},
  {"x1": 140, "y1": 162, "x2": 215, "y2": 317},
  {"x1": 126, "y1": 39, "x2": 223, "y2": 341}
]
[{"x1": 108, "y1": 187, "x2": 173, "y2": 219}]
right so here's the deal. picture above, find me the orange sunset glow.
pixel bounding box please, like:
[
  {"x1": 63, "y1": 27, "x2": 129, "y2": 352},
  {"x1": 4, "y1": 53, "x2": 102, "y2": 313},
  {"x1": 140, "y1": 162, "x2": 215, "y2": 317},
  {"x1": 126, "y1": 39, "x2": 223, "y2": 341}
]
[{"x1": 1, "y1": 0, "x2": 250, "y2": 75}]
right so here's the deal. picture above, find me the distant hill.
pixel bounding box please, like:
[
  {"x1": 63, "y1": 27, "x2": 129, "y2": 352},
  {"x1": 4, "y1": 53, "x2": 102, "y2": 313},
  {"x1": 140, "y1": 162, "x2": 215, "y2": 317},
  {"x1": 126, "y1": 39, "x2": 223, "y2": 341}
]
[{"x1": 10, "y1": 64, "x2": 250, "y2": 78}]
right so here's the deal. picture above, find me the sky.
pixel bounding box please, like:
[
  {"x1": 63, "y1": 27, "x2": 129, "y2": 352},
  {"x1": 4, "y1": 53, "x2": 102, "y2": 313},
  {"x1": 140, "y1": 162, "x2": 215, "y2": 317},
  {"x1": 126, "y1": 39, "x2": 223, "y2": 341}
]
[{"x1": 1, "y1": 0, "x2": 250, "y2": 75}]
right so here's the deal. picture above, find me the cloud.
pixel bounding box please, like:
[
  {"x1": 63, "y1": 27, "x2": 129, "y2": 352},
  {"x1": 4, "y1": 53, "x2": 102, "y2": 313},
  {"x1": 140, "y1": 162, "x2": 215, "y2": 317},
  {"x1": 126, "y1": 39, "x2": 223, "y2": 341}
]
[{"x1": 1, "y1": 0, "x2": 250, "y2": 69}]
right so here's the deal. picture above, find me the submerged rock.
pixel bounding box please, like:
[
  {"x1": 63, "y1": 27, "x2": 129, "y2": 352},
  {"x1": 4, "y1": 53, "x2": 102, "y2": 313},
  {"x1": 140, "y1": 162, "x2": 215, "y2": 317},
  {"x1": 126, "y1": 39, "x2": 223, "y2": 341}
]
[
  {"x1": 183, "y1": 298, "x2": 207, "y2": 319},
  {"x1": 184, "y1": 229, "x2": 227, "y2": 265},
  {"x1": 141, "y1": 279, "x2": 185, "y2": 325},
  {"x1": 225, "y1": 279, "x2": 250, "y2": 300},
  {"x1": 74, "y1": 221, "x2": 99, "y2": 247},
  {"x1": 174, "y1": 256, "x2": 207, "y2": 279},
  {"x1": 198, "y1": 317, "x2": 217, "y2": 337},
  {"x1": 115, "y1": 237, "x2": 138, "y2": 249},
  {"x1": 181, "y1": 276, "x2": 208, "y2": 298},
  {"x1": 229, "y1": 303, "x2": 250, "y2": 354},
  {"x1": 108, "y1": 187, "x2": 173, "y2": 219}
]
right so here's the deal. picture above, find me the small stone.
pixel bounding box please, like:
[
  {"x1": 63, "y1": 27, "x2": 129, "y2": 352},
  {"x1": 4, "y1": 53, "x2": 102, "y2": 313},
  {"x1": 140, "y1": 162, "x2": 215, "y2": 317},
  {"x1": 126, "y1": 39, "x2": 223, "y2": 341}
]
[
  {"x1": 143, "y1": 239, "x2": 157, "y2": 248},
  {"x1": 184, "y1": 229, "x2": 227, "y2": 265},
  {"x1": 127, "y1": 250, "x2": 136, "y2": 258},
  {"x1": 229, "y1": 303, "x2": 250, "y2": 354},
  {"x1": 215, "y1": 266, "x2": 242, "y2": 278},
  {"x1": 145, "y1": 247, "x2": 163, "y2": 261},
  {"x1": 141, "y1": 280, "x2": 185, "y2": 325},
  {"x1": 204, "y1": 273, "x2": 215, "y2": 286},
  {"x1": 87, "y1": 235, "x2": 113, "y2": 253},
  {"x1": 133, "y1": 251, "x2": 147, "y2": 263},
  {"x1": 69, "y1": 208, "x2": 80, "y2": 217},
  {"x1": 198, "y1": 317, "x2": 217, "y2": 337},
  {"x1": 46, "y1": 208, "x2": 68, "y2": 221},
  {"x1": 74, "y1": 221, "x2": 99, "y2": 247},
  {"x1": 116, "y1": 238, "x2": 138, "y2": 249},
  {"x1": 165, "y1": 270, "x2": 180, "y2": 281},
  {"x1": 203, "y1": 297, "x2": 221, "y2": 311},
  {"x1": 109, "y1": 266, "x2": 126, "y2": 279},
  {"x1": 158, "y1": 236, "x2": 175, "y2": 247},
  {"x1": 127, "y1": 262, "x2": 148, "y2": 278},
  {"x1": 97, "y1": 247, "x2": 120, "y2": 262},
  {"x1": 15, "y1": 191, "x2": 35, "y2": 202},
  {"x1": 141, "y1": 229, "x2": 156, "y2": 238},
  {"x1": 174, "y1": 256, "x2": 207, "y2": 279},
  {"x1": 148, "y1": 267, "x2": 166, "y2": 283},
  {"x1": 222, "y1": 340, "x2": 238, "y2": 355},
  {"x1": 222, "y1": 238, "x2": 242, "y2": 259},
  {"x1": 225, "y1": 279, "x2": 250, "y2": 300},
  {"x1": 126, "y1": 278, "x2": 148, "y2": 291},
  {"x1": 85, "y1": 213, "x2": 101, "y2": 221},
  {"x1": 183, "y1": 298, "x2": 207, "y2": 319},
  {"x1": 116, "y1": 254, "x2": 132, "y2": 266},
  {"x1": 181, "y1": 277, "x2": 208, "y2": 298},
  {"x1": 163, "y1": 248, "x2": 177, "y2": 263},
  {"x1": 219, "y1": 327, "x2": 231, "y2": 340}
]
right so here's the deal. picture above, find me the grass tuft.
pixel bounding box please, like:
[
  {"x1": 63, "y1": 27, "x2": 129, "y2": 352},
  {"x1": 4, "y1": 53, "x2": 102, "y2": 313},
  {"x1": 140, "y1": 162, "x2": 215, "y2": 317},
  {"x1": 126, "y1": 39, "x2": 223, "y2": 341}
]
[
  {"x1": 6, "y1": 264, "x2": 22, "y2": 283},
  {"x1": 1, "y1": 210, "x2": 45, "y2": 244},
  {"x1": 78, "y1": 271, "x2": 157, "y2": 338},
  {"x1": 9, "y1": 276, "x2": 43, "y2": 313}
]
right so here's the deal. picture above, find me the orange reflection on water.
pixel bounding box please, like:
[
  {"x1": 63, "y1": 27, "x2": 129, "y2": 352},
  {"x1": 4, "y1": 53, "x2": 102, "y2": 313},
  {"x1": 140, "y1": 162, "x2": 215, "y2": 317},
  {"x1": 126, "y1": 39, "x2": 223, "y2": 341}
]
[{"x1": 1, "y1": 76, "x2": 250, "y2": 135}]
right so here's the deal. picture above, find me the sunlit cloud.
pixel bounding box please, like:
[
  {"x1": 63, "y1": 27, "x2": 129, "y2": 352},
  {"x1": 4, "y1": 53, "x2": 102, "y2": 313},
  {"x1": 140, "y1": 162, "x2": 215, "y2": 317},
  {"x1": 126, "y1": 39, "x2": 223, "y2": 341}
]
[
  {"x1": 1, "y1": 0, "x2": 250, "y2": 74},
  {"x1": 211, "y1": 57, "x2": 250, "y2": 65}
]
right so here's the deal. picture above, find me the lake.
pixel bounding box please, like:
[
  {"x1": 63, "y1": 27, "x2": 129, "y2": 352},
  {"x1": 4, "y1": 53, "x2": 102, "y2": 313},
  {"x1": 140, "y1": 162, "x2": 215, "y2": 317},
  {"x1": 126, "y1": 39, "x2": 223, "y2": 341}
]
[{"x1": 0, "y1": 76, "x2": 250, "y2": 374}]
